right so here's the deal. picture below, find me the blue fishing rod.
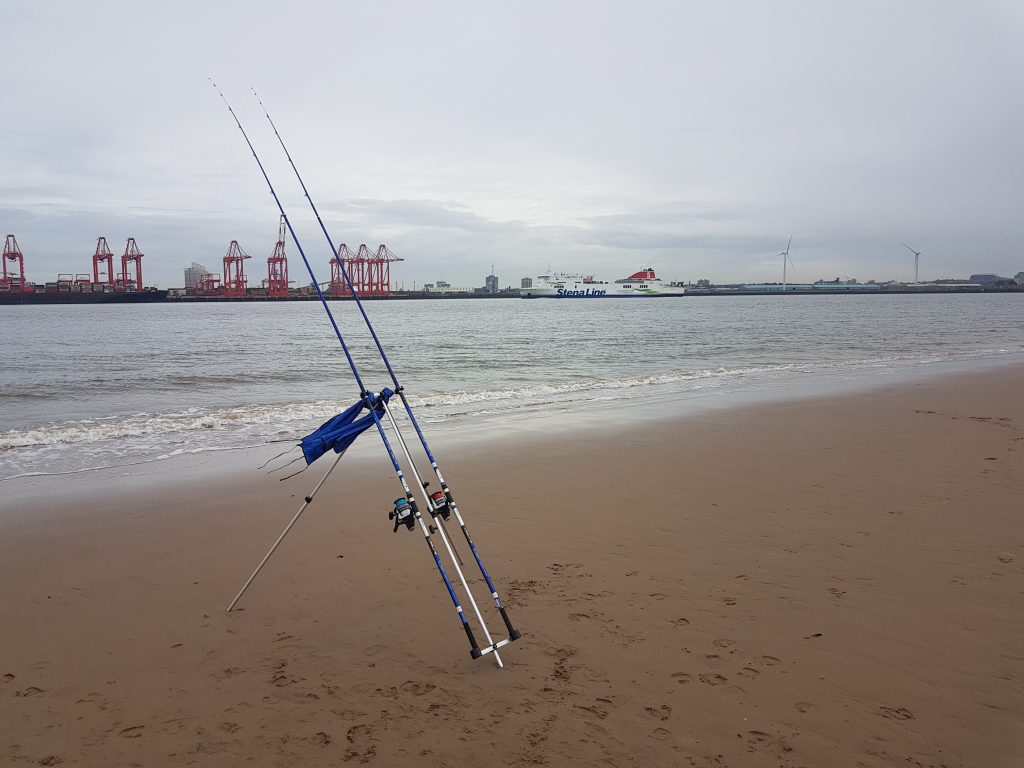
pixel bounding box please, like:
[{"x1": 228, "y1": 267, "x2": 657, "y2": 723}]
[
  {"x1": 251, "y1": 89, "x2": 521, "y2": 646},
  {"x1": 210, "y1": 80, "x2": 503, "y2": 664}
]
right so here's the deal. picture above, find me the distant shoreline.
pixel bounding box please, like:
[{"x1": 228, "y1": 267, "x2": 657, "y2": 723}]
[{"x1": 1, "y1": 285, "x2": 1021, "y2": 304}]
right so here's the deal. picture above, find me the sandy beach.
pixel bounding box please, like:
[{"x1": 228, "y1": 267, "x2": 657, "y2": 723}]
[{"x1": 1, "y1": 365, "x2": 1022, "y2": 767}]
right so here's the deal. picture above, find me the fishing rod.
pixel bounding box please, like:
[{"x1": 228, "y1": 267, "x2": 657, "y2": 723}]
[
  {"x1": 251, "y1": 89, "x2": 521, "y2": 645},
  {"x1": 209, "y1": 80, "x2": 506, "y2": 664}
]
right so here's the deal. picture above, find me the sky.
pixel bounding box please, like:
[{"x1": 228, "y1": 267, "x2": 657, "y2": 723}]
[{"x1": 2, "y1": 1, "x2": 1023, "y2": 289}]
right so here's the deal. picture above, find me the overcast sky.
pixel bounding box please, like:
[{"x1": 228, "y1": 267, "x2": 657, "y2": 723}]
[{"x1": 3, "y1": 1, "x2": 1023, "y2": 289}]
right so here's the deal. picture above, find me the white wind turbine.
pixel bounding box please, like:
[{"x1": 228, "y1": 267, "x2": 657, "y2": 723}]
[
  {"x1": 902, "y1": 242, "x2": 922, "y2": 283},
  {"x1": 779, "y1": 235, "x2": 794, "y2": 292}
]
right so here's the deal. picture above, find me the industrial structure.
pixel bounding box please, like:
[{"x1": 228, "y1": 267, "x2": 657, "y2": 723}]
[
  {"x1": 188, "y1": 240, "x2": 254, "y2": 298},
  {"x1": 87, "y1": 236, "x2": 144, "y2": 291},
  {"x1": 92, "y1": 237, "x2": 115, "y2": 285},
  {"x1": 1, "y1": 234, "x2": 161, "y2": 302},
  {"x1": 485, "y1": 266, "x2": 499, "y2": 294},
  {"x1": 2, "y1": 234, "x2": 28, "y2": 291},
  {"x1": 120, "y1": 238, "x2": 144, "y2": 292},
  {"x1": 222, "y1": 240, "x2": 251, "y2": 298},
  {"x1": 184, "y1": 262, "x2": 211, "y2": 288},
  {"x1": 265, "y1": 216, "x2": 289, "y2": 298},
  {"x1": 329, "y1": 244, "x2": 403, "y2": 296}
]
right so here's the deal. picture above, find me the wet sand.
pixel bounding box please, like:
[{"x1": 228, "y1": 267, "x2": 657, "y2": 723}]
[{"x1": 1, "y1": 365, "x2": 1022, "y2": 767}]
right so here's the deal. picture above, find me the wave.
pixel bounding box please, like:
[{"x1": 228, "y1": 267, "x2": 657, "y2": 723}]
[
  {"x1": 3, "y1": 349, "x2": 1011, "y2": 452},
  {"x1": 0, "y1": 401, "x2": 341, "y2": 450}
]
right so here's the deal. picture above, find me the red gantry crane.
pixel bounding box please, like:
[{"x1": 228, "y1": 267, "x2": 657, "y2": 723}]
[
  {"x1": 223, "y1": 240, "x2": 251, "y2": 298},
  {"x1": 2, "y1": 234, "x2": 27, "y2": 290},
  {"x1": 120, "y1": 238, "x2": 144, "y2": 292},
  {"x1": 370, "y1": 244, "x2": 402, "y2": 295},
  {"x1": 329, "y1": 244, "x2": 354, "y2": 295},
  {"x1": 92, "y1": 236, "x2": 115, "y2": 285},
  {"x1": 266, "y1": 216, "x2": 289, "y2": 298}
]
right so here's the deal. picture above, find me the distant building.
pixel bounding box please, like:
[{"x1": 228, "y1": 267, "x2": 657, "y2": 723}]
[
  {"x1": 422, "y1": 280, "x2": 470, "y2": 294},
  {"x1": 696, "y1": 278, "x2": 711, "y2": 288},
  {"x1": 969, "y1": 273, "x2": 1012, "y2": 286},
  {"x1": 521, "y1": 277, "x2": 533, "y2": 289},
  {"x1": 1015, "y1": 272, "x2": 1024, "y2": 286},
  {"x1": 184, "y1": 262, "x2": 211, "y2": 288},
  {"x1": 485, "y1": 273, "x2": 499, "y2": 293}
]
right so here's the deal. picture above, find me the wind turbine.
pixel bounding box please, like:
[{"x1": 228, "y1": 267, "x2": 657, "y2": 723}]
[
  {"x1": 779, "y1": 235, "x2": 794, "y2": 292},
  {"x1": 902, "y1": 242, "x2": 921, "y2": 283}
]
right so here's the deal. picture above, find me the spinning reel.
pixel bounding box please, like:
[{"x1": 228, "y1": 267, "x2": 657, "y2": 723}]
[
  {"x1": 389, "y1": 497, "x2": 416, "y2": 533},
  {"x1": 423, "y1": 482, "x2": 451, "y2": 521}
]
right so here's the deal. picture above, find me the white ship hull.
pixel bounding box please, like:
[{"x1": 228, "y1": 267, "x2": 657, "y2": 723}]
[{"x1": 520, "y1": 268, "x2": 685, "y2": 298}]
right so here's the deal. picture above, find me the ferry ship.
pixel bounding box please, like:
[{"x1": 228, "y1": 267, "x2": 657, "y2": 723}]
[{"x1": 520, "y1": 268, "x2": 686, "y2": 298}]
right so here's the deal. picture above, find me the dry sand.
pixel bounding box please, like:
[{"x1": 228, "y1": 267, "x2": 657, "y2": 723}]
[{"x1": 1, "y1": 365, "x2": 1022, "y2": 767}]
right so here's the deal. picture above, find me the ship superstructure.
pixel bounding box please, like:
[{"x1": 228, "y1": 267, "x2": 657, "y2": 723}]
[{"x1": 521, "y1": 268, "x2": 685, "y2": 298}]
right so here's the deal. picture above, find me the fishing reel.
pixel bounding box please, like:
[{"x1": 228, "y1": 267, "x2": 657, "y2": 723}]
[
  {"x1": 423, "y1": 483, "x2": 451, "y2": 521},
  {"x1": 389, "y1": 497, "x2": 416, "y2": 533}
]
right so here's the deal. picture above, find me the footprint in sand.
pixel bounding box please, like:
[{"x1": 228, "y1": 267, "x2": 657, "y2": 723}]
[
  {"x1": 574, "y1": 698, "x2": 613, "y2": 720},
  {"x1": 794, "y1": 702, "x2": 815, "y2": 713},
  {"x1": 671, "y1": 672, "x2": 692, "y2": 684},
  {"x1": 650, "y1": 727, "x2": 671, "y2": 741},
  {"x1": 399, "y1": 681, "x2": 436, "y2": 696},
  {"x1": 548, "y1": 562, "x2": 583, "y2": 575},
  {"x1": 270, "y1": 672, "x2": 304, "y2": 687},
  {"x1": 998, "y1": 555, "x2": 1014, "y2": 563},
  {"x1": 671, "y1": 617, "x2": 690, "y2": 627},
  {"x1": 221, "y1": 722, "x2": 241, "y2": 734},
  {"x1": 37, "y1": 757, "x2": 64, "y2": 766},
  {"x1": 878, "y1": 706, "x2": 915, "y2": 720},
  {"x1": 713, "y1": 639, "x2": 735, "y2": 650},
  {"x1": 828, "y1": 587, "x2": 846, "y2": 598},
  {"x1": 720, "y1": 597, "x2": 737, "y2": 606},
  {"x1": 761, "y1": 656, "x2": 780, "y2": 666},
  {"x1": 14, "y1": 686, "x2": 44, "y2": 697},
  {"x1": 343, "y1": 724, "x2": 377, "y2": 763},
  {"x1": 699, "y1": 673, "x2": 727, "y2": 686},
  {"x1": 644, "y1": 705, "x2": 672, "y2": 721},
  {"x1": 744, "y1": 730, "x2": 793, "y2": 753},
  {"x1": 737, "y1": 666, "x2": 760, "y2": 679},
  {"x1": 118, "y1": 726, "x2": 144, "y2": 739},
  {"x1": 346, "y1": 724, "x2": 371, "y2": 743}
]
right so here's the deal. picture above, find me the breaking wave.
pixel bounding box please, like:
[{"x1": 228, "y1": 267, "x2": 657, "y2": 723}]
[{"x1": 1, "y1": 349, "x2": 1012, "y2": 455}]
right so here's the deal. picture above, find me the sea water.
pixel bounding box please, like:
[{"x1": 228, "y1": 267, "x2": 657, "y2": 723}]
[{"x1": 1, "y1": 294, "x2": 1022, "y2": 479}]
